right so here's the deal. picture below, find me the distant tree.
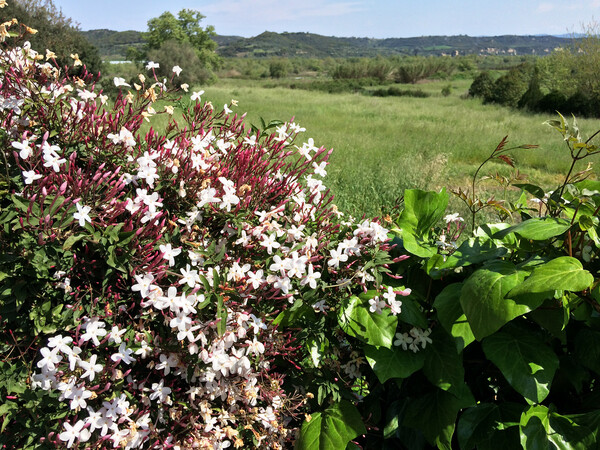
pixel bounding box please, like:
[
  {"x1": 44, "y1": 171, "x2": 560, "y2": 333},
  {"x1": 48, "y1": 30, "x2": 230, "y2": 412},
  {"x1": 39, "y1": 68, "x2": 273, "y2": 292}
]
[
  {"x1": 268, "y1": 58, "x2": 290, "y2": 78},
  {"x1": 1, "y1": 0, "x2": 102, "y2": 75},
  {"x1": 518, "y1": 66, "x2": 544, "y2": 111},
  {"x1": 147, "y1": 39, "x2": 214, "y2": 86},
  {"x1": 468, "y1": 71, "x2": 495, "y2": 100},
  {"x1": 488, "y1": 65, "x2": 529, "y2": 107},
  {"x1": 142, "y1": 9, "x2": 220, "y2": 75}
]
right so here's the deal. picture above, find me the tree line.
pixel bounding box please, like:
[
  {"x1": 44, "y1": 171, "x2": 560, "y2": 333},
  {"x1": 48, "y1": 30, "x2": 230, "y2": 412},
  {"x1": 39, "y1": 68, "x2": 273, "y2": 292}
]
[{"x1": 469, "y1": 27, "x2": 600, "y2": 117}]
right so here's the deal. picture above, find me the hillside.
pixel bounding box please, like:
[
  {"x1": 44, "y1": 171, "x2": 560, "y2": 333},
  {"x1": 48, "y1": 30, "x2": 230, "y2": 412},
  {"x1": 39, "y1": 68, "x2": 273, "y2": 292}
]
[
  {"x1": 82, "y1": 29, "x2": 572, "y2": 60},
  {"x1": 219, "y1": 32, "x2": 572, "y2": 57},
  {"x1": 82, "y1": 29, "x2": 145, "y2": 60}
]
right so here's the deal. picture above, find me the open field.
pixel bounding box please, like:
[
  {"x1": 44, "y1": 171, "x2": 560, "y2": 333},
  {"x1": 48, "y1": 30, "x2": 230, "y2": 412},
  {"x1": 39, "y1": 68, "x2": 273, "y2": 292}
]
[{"x1": 149, "y1": 77, "x2": 600, "y2": 218}]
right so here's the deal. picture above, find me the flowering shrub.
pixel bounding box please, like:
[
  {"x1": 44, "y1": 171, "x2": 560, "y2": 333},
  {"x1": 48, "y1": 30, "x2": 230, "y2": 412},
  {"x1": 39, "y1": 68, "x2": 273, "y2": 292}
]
[
  {"x1": 0, "y1": 15, "x2": 406, "y2": 449},
  {"x1": 2, "y1": 9, "x2": 600, "y2": 450}
]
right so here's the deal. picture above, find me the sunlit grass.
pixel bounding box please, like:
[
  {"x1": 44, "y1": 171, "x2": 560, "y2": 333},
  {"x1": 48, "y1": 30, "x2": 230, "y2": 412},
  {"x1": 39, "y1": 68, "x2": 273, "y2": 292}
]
[{"x1": 143, "y1": 77, "x2": 600, "y2": 217}]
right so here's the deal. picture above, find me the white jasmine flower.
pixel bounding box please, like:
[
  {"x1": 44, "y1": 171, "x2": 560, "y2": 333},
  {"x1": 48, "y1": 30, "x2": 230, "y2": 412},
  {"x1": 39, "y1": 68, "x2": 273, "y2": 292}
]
[
  {"x1": 113, "y1": 77, "x2": 130, "y2": 87},
  {"x1": 191, "y1": 90, "x2": 204, "y2": 102},
  {"x1": 73, "y1": 203, "x2": 92, "y2": 227},
  {"x1": 145, "y1": 61, "x2": 159, "y2": 70}
]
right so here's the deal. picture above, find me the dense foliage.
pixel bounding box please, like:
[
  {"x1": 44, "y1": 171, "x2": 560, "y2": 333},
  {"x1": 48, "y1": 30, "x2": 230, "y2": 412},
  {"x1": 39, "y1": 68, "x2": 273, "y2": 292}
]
[
  {"x1": 469, "y1": 31, "x2": 600, "y2": 117},
  {"x1": 126, "y1": 9, "x2": 221, "y2": 86},
  {"x1": 2, "y1": 7, "x2": 600, "y2": 450},
  {"x1": 0, "y1": 0, "x2": 101, "y2": 75}
]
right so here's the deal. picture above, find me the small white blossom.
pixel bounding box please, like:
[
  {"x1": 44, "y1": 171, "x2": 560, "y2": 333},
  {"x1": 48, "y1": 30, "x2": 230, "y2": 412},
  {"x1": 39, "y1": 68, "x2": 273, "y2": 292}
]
[{"x1": 73, "y1": 203, "x2": 92, "y2": 227}]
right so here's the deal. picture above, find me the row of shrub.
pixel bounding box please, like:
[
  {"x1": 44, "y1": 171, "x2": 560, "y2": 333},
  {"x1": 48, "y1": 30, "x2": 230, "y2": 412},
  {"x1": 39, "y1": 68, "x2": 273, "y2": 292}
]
[
  {"x1": 371, "y1": 86, "x2": 430, "y2": 98},
  {"x1": 469, "y1": 34, "x2": 600, "y2": 118},
  {"x1": 469, "y1": 68, "x2": 600, "y2": 117}
]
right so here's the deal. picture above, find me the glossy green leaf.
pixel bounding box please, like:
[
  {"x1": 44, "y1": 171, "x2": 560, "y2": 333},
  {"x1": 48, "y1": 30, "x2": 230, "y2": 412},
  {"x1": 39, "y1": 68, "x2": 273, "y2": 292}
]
[
  {"x1": 475, "y1": 222, "x2": 518, "y2": 246},
  {"x1": 364, "y1": 344, "x2": 425, "y2": 383},
  {"x1": 437, "y1": 237, "x2": 508, "y2": 270},
  {"x1": 482, "y1": 326, "x2": 559, "y2": 404},
  {"x1": 460, "y1": 261, "x2": 532, "y2": 340},
  {"x1": 400, "y1": 232, "x2": 437, "y2": 258},
  {"x1": 519, "y1": 405, "x2": 595, "y2": 450},
  {"x1": 434, "y1": 283, "x2": 475, "y2": 352},
  {"x1": 508, "y1": 257, "x2": 594, "y2": 297},
  {"x1": 458, "y1": 402, "x2": 524, "y2": 450},
  {"x1": 404, "y1": 386, "x2": 474, "y2": 450},
  {"x1": 397, "y1": 188, "x2": 449, "y2": 237},
  {"x1": 513, "y1": 183, "x2": 545, "y2": 200},
  {"x1": 338, "y1": 293, "x2": 398, "y2": 348},
  {"x1": 423, "y1": 327, "x2": 464, "y2": 393},
  {"x1": 397, "y1": 295, "x2": 428, "y2": 329},
  {"x1": 493, "y1": 217, "x2": 571, "y2": 240},
  {"x1": 296, "y1": 401, "x2": 366, "y2": 450}
]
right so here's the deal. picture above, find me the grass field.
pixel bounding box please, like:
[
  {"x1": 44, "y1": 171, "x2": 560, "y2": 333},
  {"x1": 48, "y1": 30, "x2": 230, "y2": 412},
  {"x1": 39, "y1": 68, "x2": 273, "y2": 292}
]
[{"x1": 150, "y1": 77, "x2": 600, "y2": 218}]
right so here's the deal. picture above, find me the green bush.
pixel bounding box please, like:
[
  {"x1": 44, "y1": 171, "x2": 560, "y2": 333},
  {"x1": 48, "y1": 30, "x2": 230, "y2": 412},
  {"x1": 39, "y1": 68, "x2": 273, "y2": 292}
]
[
  {"x1": 468, "y1": 71, "x2": 495, "y2": 99},
  {"x1": 489, "y1": 66, "x2": 529, "y2": 107},
  {"x1": 146, "y1": 39, "x2": 214, "y2": 86},
  {"x1": 269, "y1": 58, "x2": 291, "y2": 78},
  {"x1": 537, "y1": 89, "x2": 568, "y2": 114},
  {"x1": 371, "y1": 86, "x2": 430, "y2": 98}
]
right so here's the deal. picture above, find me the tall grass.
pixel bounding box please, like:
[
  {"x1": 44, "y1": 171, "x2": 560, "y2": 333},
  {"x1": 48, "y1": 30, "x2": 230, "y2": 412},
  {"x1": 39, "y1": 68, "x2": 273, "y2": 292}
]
[{"x1": 148, "y1": 78, "x2": 600, "y2": 217}]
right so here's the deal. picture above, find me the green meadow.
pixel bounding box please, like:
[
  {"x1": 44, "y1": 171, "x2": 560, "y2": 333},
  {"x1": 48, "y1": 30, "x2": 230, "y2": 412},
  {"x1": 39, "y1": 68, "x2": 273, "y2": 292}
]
[{"x1": 152, "y1": 77, "x2": 600, "y2": 218}]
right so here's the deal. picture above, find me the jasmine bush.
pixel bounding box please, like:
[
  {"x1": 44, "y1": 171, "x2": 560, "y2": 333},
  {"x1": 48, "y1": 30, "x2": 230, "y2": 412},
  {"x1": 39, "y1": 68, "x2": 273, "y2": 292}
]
[{"x1": 0, "y1": 13, "x2": 402, "y2": 449}]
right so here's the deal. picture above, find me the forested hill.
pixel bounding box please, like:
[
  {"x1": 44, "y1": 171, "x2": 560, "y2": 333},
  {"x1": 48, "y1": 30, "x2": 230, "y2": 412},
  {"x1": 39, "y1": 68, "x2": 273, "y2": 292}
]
[{"x1": 82, "y1": 29, "x2": 572, "y2": 60}]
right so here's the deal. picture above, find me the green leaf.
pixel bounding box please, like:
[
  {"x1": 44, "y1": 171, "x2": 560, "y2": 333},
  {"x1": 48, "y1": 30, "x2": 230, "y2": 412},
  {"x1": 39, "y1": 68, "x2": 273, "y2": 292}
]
[
  {"x1": 434, "y1": 283, "x2": 475, "y2": 352},
  {"x1": 400, "y1": 232, "x2": 437, "y2": 258},
  {"x1": 337, "y1": 293, "x2": 398, "y2": 348},
  {"x1": 458, "y1": 403, "x2": 524, "y2": 450},
  {"x1": 404, "y1": 387, "x2": 474, "y2": 450},
  {"x1": 519, "y1": 405, "x2": 595, "y2": 450},
  {"x1": 460, "y1": 261, "x2": 534, "y2": 340},
  {"x1": 423, "y1": 327, "x2": 464, "y2": 393},
  {"x1": 296, "y1": 401, "x2": 366, "y2": 450},
  {"x1": 363, "y1": 344, "x2": 425, "y2": 383},
  {"x1": 457, "y1": 403, "x2": 502, "y2": 450},
  {"x1": 383, "y1": 400, "x2": 402, "y2": 439},
  {"x1": 482, "y1": 325, "x2": 559, "y2": 404},
  {"x1": 216, "y1": 294, "x2": 227, "y2": 337},
  {"x1": 62, "y1": 233, "x2": 86, "y2": 251},
  {"x1": 513, "y1": 183, "x2": 546, "y2": 199},
  {"x1": 307, "y1": 336, "x2": 329, "y2": 368},
  {"x1": 508, "y1": 257, "x2": 594, "y2": 298},
  {"x1": 437, "y1": 237, "x2": 508, "y2": 270},
  {"x1": 273, "y1": 299, "x2": 314, "y2": 326},
  {"x1": 398, "y1": 188, "x2": 449, "y2": 238},
  {"x1": 574, "y1": 328, "x2": 600, "y2": 375},
  {"x1": 570, "y1": 410, "x2": 600, "y2": 445},
  {"x1": 397, "y1": 295, "x2": 428, "y2": 329},
  {"x1": 493, "y1": 217, "x2": 571, "y2": 240}
]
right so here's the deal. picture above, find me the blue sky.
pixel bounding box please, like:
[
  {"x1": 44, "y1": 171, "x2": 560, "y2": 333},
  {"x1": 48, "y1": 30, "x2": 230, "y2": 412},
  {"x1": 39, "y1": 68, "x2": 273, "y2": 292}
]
[{"x1": 52, "y1": 0, "x2": 600, "y2": 38}]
